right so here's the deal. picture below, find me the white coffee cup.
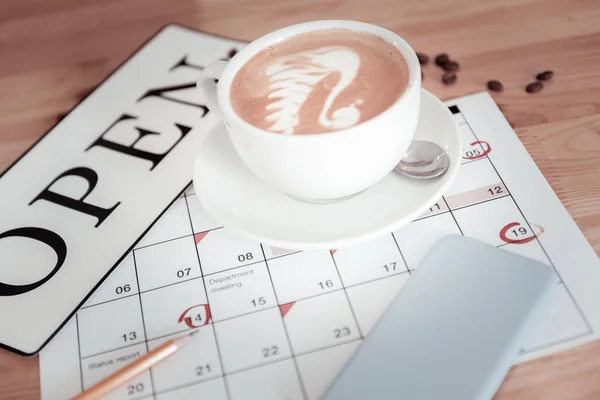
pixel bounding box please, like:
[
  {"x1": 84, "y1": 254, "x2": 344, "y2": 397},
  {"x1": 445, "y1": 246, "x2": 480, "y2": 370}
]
[{"x1": 196, "y1": 20, "x2": 421, "y2": 203}]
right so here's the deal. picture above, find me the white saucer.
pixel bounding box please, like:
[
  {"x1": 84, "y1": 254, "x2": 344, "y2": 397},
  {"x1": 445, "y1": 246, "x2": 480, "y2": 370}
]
[{"x1": 192, "y1": 89, "x2": 462, "y2": 250}]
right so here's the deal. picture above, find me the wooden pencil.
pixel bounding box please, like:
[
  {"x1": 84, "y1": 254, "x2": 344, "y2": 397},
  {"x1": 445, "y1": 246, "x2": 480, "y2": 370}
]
[{"x1": 71, "y1": 330, "x2": 199, "y2": 400}]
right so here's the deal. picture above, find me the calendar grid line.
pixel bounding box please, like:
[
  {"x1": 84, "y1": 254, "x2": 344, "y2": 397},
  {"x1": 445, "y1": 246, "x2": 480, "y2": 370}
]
[
  {"x1": 88, "y1": 181, "x2": 516, "y2": 309},
  {"x1": 80, "y1": 342, "x2": 145, "y2": 360},
  {"x1": 203, "y1": 265, "x2": 408, "y2": 323},
  {"x1": 460, "y1": 157, "x2": 486, "y2": 167},
  {"x1": 523, "y1": 330, "x2": 593, "y2": 354},
  {"x1": 183, "y1": 194, "x2": 232, "y2": 400},
  {"x1": 329, "y1": 252, "x2": 364, "y2": 339},
  {"x1": 413, "y1": 210, "x2": 450, "y2": 222},
  {"x1": 449, "y1": 193, "x2": 511, "y2": 212},
  {"x1": 83, "y1": 240, "x2": 422, "y2": 315},
  {"x1": 205, "y1": 267, "x2": 409, "y2": 323},
  {"x1": 146, "y1": 328, "x2": 199, "y2": 345},
  {"x1": 460, "y1": 109, "x2": 594, "y2": 334},
  {"x1": 128, "y1": 276, "x2": 203, "y2": 296},
  {"x1": 81, "y1": 292, "x2": 139, "y2": 309},
  {"x1": 131, "y1": 251, "x2": 156, "y2": 398},
  {"x1": 136, "y1": 229, "x2": 303, "y2": 264},
  {"x1": 512, "y1": 209, "x2": 591, "y2": 329},
  {"x1": 182, "y1": 189, "x2": 195, "y2": 197},
  {"x1": 442, "y1": 196, "x2": 464, "y2": 236},
  {"x1": 263, "y1": 249, "x2": 303, "y2": 262},
  {"x1": 391, "y1": 232, "x2": 412, "y2": 275},
  {"x1": 79, "y1": 268, "x2": 412, "y2": 361},
  {"x1": 150, "y1": 376, "x2": 224, "y2": 399},
  {"x1": 292, "y1": 337, "x2": 362, "y2": 359},
  {"x1": 496, "y1": 239, "x2": 552, "y2": 254},
  {"x1": 202, "y1": 259, "x2": 268, "y2": 277},
  {"x1": 497, "y1": 241, "x2": 526, "y2": 249},
  {"x1": 84, "y1": 258, "x2": 274, "y2": 310},
  {"x1": 75, "y1": 314, "x2": 84, "y2": 392},
  {"x1": 134, "y1": 226, "x2": 223, "y2": 252},
  {"x1": 260, "y1": 243, "x2": 309, "y2": 400},
  {"x1": 135, "y1": 234, "x2": 190, "y2": 251},
  {"x1": 412, "y1": 194, "x2": 505, "y2": 223},
  {"x1": 192, "y1": 226, "x2": 225, "y2": 236},
  {"x1": 125, "y1": 393, "x2": 153, "y2": 400},
  {"x1": 143, "y1": 335, "x2": 365, "y2": 399}
]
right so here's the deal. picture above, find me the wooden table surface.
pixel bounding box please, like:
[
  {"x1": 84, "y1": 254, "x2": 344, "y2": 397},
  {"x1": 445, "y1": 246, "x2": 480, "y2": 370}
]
[{"x1": 1, "y1": 0, "x2": 599, "y2": 398}]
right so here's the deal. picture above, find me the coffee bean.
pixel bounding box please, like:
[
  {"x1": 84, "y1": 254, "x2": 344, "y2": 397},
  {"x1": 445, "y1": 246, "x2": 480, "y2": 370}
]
[
  {"x1": 536, "y1": 70, "x2": 553, "y2": 81},
  {"x1": 442, "y1": 71, "x2": 457, "y2": 85},
  {"x1": 417, "y1": 52, "x2": 429, "y2": 65},
  {"x1": 435, "y1": 53, "x2": 450, "y2": 67},
  {"x1": 526, "y1": 81, "x2": 543, "y2": 93},
  {"x1": 487, "y1": 80, "x2": 503, "y2": 92},
  {"x1": 227, "y1": 48, "x2": 238, "y2": 58},
  {"x1": 443, "y1": 61, "x2": 460, "y2": 72}
]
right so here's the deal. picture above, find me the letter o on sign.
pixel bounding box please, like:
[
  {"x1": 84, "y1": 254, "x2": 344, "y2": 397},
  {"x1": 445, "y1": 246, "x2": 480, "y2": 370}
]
[{"x1": 0, "y1": 227, "x2": 67, "y2": 296}]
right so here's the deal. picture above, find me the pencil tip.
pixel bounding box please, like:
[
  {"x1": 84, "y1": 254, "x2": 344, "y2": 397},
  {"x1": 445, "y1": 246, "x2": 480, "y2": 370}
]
[{"x1": 175, "y1": 329, "x2": 201, "y2": 348}]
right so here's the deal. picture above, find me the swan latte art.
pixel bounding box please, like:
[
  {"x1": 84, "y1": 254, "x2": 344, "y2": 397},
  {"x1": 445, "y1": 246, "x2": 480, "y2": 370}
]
[{"x1": 230, "y1": 29, "x2": 410, "y2": 135}]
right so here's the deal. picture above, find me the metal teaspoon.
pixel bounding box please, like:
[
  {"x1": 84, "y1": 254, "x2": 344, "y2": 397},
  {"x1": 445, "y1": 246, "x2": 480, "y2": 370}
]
[{"x1": 394, "y1": 140, "x2": 450, "y2": 179}]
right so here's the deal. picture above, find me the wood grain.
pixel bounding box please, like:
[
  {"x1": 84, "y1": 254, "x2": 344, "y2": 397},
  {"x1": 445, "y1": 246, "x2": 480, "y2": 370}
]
[{"x1": 0, "y1": 0, "x2": 599, "y2": 398}]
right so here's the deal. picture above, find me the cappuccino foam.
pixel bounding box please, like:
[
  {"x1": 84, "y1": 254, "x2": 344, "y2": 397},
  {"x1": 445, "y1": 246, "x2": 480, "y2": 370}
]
[{"x1": 230, "y1": 29, "x2": 410, "y2": 135}]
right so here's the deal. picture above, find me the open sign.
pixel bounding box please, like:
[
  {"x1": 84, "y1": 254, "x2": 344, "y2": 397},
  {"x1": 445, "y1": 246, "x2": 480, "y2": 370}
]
[{"x1": 0, "y1": 25, "x2": 239, "y2": 355}]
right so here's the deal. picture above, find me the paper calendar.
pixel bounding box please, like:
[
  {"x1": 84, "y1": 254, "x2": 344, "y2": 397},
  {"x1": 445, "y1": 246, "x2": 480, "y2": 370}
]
[{"x1": 38, "y1": 25, "x2": 600, "y2": 400}]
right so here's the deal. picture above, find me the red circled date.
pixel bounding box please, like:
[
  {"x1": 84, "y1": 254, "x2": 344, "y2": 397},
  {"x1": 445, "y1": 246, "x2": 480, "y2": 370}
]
[
  {"x1": 499, "y1": 222, "x2": 545, "y2": 244},
  {"x1": 178, "y1": 304, "x2": 211, "y2": 328},
  {"x1": 463, "y1": 141, "x2": 491, "y2": 160}
]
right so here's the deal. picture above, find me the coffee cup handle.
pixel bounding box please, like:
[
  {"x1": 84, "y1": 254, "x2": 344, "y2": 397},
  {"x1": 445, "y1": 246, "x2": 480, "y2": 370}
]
[{"x1": 196, "y1": 60, "x2": 227, "y2": 121}]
